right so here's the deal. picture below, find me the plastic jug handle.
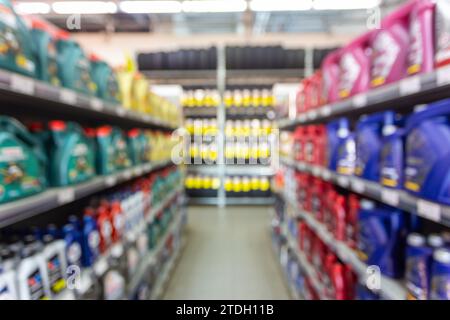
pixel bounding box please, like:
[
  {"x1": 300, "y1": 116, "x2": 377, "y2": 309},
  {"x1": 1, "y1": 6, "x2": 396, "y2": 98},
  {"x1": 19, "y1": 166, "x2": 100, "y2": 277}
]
[{"x1": 405, "y1": 99, "x2": 450, "y2": 132}]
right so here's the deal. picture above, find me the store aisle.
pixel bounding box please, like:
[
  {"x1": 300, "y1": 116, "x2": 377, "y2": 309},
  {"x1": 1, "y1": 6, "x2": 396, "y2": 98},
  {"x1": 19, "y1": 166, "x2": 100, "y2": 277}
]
[{"x1": 163, "y1": 206, "x2": 290, "y2": 300}]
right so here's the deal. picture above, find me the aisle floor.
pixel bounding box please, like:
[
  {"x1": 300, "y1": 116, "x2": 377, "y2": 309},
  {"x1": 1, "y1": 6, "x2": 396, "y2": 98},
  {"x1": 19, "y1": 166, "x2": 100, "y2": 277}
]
[{"x1": 163, "y1": 205, "x2": 290, "y2": 300}]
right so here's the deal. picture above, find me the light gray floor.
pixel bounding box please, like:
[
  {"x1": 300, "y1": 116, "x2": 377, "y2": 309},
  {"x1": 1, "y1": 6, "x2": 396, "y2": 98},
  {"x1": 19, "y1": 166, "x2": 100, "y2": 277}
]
[{"x1": 163, "y1": 205, "x2": 290, "y2": 300}]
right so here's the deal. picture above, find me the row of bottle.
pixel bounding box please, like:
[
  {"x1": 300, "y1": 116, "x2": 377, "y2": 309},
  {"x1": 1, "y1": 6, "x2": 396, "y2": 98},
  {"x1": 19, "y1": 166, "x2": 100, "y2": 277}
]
[
  {"x1": 290, "y1": 97, "x2": 450, "y2": 206},
  {"x1": 297, "y1": 0, "x2": 450, "y2": 113},
  {"x1": 184, "y1": 119, "x2": 274, "y2": 137},
  {"x1": 185, "y1": 175, "x2": 271, "y2": 197},
  {"x1": 187, "y1": 141, "x2": 271, "y2": 164},
  {"x1": 0, "y1": 3, "x2": 181, "y2": 127},
  {"x1": 0, "y1": 167, "x2": 182, "y2": 300}
]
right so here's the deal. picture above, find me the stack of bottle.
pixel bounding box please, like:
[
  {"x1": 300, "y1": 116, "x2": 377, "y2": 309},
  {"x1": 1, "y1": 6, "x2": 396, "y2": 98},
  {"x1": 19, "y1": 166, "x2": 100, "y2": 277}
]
[
  {"x1": 184, "y1": 174, "x2": 220, "y2": 198},
  {"x1": 224, "y1": 176, "x2": 271, "y2": 198},
  {"x1": 296, "y1": 0, "x2": 450, "y2": 115},
  {"x1": 224, "y1": 89, "x2": 275, "y2": 116},
  {"x1": 0, "y1": 166, "x2": 182, "y2": 300},
  {"x1": 182, "y1": 90, "x2": 220, "y2": 109}
]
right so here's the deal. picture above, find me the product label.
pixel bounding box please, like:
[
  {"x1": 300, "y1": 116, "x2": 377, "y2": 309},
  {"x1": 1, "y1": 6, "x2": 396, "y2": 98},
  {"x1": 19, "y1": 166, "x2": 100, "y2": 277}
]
[
  {"x1": 27, "y1": 269, "x2": 49, "y2": 300},
  {"x1": 371, "y1": 32, "x2": 400, "y2": 87},
  {"x1": 408, "y1": 15, "x2": 423, "y2": 75},
  {"x1": 435, "y1": 1, "x2": 450, "y2": 67},
  {"x1": 68, "y1": 142, "x2": 94, "y2": 184},
  {"x1": 67, "y1": 242, "x2": 82, "y2": 266},
  {"x1": 430, "y1": 275, "x2": 450, "y2": 300},
  {"x1": 406, "y1": 256, "x2": 429, "y2": 300},
  {"x1": 47, "y1": 253, "x2": 66, "y2": 295},
  {"x1": 340, "y1": 53, "x2": 360, "y2": 98},
  {"x1": 88, "y1": 230, "x2": 101, "y2": 257},
  {"x1": 337, "y1": 138, "x2": 356, "y2": 175},
  {"x1": 103, "y1": 270, "x2": 125, "y2": 300}
]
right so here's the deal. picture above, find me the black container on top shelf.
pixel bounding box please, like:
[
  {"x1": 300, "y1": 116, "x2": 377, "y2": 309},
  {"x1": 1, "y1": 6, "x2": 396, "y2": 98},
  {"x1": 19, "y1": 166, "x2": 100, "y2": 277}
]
[{"x1": 313, "y1": 47, "x2": 339, "y2": 69}]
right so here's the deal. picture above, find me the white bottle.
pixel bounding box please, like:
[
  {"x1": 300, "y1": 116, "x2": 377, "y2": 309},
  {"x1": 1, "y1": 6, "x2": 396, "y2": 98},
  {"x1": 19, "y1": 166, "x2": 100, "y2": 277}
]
[
  {"x1": 42, "y1": 236, "x2": 68, "y2": 299},
  {"x1": 0, "y1": 270, "x2": 18, "y2": 300},
  {"x1": 17, "y1": 246, "x2": 51, "y2": 300}
]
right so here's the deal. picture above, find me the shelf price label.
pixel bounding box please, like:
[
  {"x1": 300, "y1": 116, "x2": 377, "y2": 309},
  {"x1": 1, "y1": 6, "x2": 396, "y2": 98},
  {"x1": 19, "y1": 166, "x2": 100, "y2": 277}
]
[
  {"x1": 417, "y1": 200, "x2": 441, "y2": 222},
  {"x1": 90, "y1": 98, "x2": 104, "y2": 111},
  {"x1": 352, "y1": 94, "x2": 367, "y2": 108},
  {"x1": 10, "y1": 74, "x2": 35, "y2": 95},
  {"x1": 352, "y1": 179, "x2": 366, "y2": 194},
  {"x1": 59, "y1": 89, "x2": 77, "y2": 105},
  {"x1": 133, "y1": 167, "x2": 144, "y2": 176},
  {"x1": 105, "y1": 175, "x2": 117, "y2": 187},
  {"x1": 116, "y1": 108, "x2": 126, "y2": 116},
  {"x1": 58, "y1": 188, "x2": 75, "y2": 204},
  {"x1": 337, "y1": 175, "x2": 350, "y2": 188},
  {"x1": 381, "y1": 188, "x2": 400, "y2": 206},
  {"x1": 122, "y1": 170, "x2": 132, "y2": 180},
  {"x1": 322, "y1": 169, "x2": 332, "y2": 181},
  {"x1": 312, "y1": 166, "x2": 321, "y2": 177},
  {"x1": 400, "y1": 76, "x2": 421, "y2": 96},
  {"x1": 437, "y1": 66, "x2": 450, "y2": 86},
  {"x1": 308, "y1": 110, "x2": 317, "y2": 120},
  {"x1": 320, "y1": 105, "x2": 331, "y2": 117}
]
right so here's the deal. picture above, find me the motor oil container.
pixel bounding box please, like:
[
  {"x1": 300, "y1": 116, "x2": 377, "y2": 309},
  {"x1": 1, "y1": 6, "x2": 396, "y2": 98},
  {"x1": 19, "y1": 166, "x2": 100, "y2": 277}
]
[
  {"x1": 131, "y1": 74, "x2": 149, "y2": 113},
  {"x1": 42, "y1": 235, "x2": 67, "y2": 298},
  {"x1": 355, "y1": 111, "x2": 395, "y2": 181},
  {"x1": 56, "y1": 36, "x2": 97, "y2": 95},
  {"x1": 347, "y1": 194, "x2": 360, "y2": 249},
  {"x1": 332, "y1": 194, "x2": 347, "y2": 241},
  {"x1": 97, "y1": 206, "x2": 113, "y2": 253},
  {"x1": 42, "y1": 121, "x2": 96, "y2": 186},
  {"x1": 0, "y1": 116, "x2": 46, "y2": 203},
  {"x1": 17, "y1": 246, "x2": 51, "y2": 300},
  {"x1": 435, "y1": 0, "x2": 450, "y2": 68},
  {"x1": 356, "y1": 283, "x2": 379, "y2": 300},
  {"x1": 0, "y1": 270, "x2": 17, "y2": 299},
  {"x1": 127, "y1": 129, "x2": 145, "y2": 166},
  {"x1": 339, "y1": 32, "x2": 371, "y2": 99},
  {"x1": 326, "y1": 118, "x2": 353, "y2": 173},
  {"x1": 405, "y1": 233, "x2": 433, "y2": 300},
  {"x1": 407, "y1": 0, "x2": 435, "y2": 75},
  {"x1": 116, "y1": 67, "x2": 133, "y2": 109},
  {"x1": 28, "y1": 17, "x2": 61, "y2": 86},
  {"x1": 321, "y1": 50, "x2": 340, "y2": 104},
  {"x1": 63, "y1": 224, "x2": 82, "y2": 270},
  {"x1": 0, "y1": 0, "x2": 36, "y2": 77},
  {"x1": 430, "y1": 248, "x2": 450, "y2": 300},
  {"x1": 336, "y1": 131, "x2": 356, "y2": 176},
  {"x1": 110, "y1": 201, "x2": 124, "y2": 243},
  {"x1": 357, "y1": 205, "x2": 406, "y2": 278},
  {"x1": 99, "y1": 255, "x2": 125, "y2": 300},
  {"x1": 90, "y1": 55, "x2": 119, "y2": 103},
  {"x1": 370, "y1": 1, "x2": 414, "y2": 88},
  {"x1": 403, "y1": 99, "x2": 450, "y2": 204},
  {"x1": 81, "y1": 214, "x2": 100, "y2": 267},
  {"x1": 96, "y1": 126, "x2": 132, "y2": 175},
  {"x1": 380, "y1": 125, "x2": 405, "y2": 189}
]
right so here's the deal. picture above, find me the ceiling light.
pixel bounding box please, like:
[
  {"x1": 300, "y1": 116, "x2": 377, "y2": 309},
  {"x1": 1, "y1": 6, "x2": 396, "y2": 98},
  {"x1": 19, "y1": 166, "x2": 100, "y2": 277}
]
[
  {"x1": 249, "y1": 0, "x2": 313, "y2": 12},
  {"x1": 52, "y1": 1, "x2": 118, "y2": 14},
  {"x1": 119, "y1": 1, "x2": 182, "y2": 13},
  {"x1": 313, "y1": 0, "x2": 381, "y2": 10},
  {"x1": 182, "y1": 0, "x2": 247, "y2": 13},
  {"x1": 14, "y1": 2, "x2": 51, "y2": 15}
]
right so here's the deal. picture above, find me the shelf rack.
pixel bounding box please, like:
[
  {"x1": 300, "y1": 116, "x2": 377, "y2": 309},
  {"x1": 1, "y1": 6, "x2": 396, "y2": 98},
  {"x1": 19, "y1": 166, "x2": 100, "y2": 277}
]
[
  {"x1": 187, "y1": 164, "x2": 275, "y2": 176},
  {"x1": 280, "y1": 157, "x2": 450, "y2": 227},
  {"x1": 0, "y1": 69, "x2": 176, "y2": 131},
  {"x1": 280, "y1": 192, "x2": 407, "y2": 300},
  {"x1": 0, "y1": 160, "x2": 174, "y2": 228},
  {"x1": 278, "y1": 65, "x2": 450, "y2": 130}
]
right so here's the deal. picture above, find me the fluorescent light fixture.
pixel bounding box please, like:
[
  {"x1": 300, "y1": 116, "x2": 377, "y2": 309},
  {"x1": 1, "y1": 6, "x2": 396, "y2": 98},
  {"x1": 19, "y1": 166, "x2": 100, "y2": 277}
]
[
  {"x1": 249, "y1": 0, "x2": 312, "y2": 11},
  {"x1": 52, "y1": 1, "x2": 118, "y2": 14},
  {"x1": 14, "y1": 2, "x2": 51, "y2": 15},
  {"x1": 119, "y1": 1, "x2": 182, "y2": 13},
  {"x1": 313, "y1": 0, "x2": 381, "y2": 10},
  {"x1": 182, "y1": 0, "x2": 247, "y2": 13}
]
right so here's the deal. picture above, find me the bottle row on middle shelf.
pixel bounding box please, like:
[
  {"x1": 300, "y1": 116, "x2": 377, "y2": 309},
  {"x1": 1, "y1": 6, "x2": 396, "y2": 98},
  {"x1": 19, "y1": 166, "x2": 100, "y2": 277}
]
[
  {"x1": 279, "y1": 97, "x2": 450, "y2": 213},
  {"x1": 184, "y1": 119, "x2": 275, "y2": 137}
]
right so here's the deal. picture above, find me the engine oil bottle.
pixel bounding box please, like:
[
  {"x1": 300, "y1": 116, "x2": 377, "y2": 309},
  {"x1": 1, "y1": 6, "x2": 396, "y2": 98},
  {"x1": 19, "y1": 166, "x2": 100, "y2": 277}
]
[
  {"x1": 380, "y1": 123, "x2": 405, "y2": 189},
  {"x1": 404, "y1": 99, "x2": 450, "y2": 205},
  {"x1": 96, "y1": 126, "x2": 131, "y2": 175},
  {"x1": 97, "y1": 206, "x2": 113, "y2": 254},
  {"x1": 44, "y1": 121, "x2": 96, "y2": 186},
  {"x1": 0, "y1": 0, "x2": 36, "y2": 77},
  {"x1": 28, "y1": 17, "x2": 61, "y2": 86},
  {"x1": 63, "y1": 224, "x2": 82, "y2": 270},
  {"x1": 99, "y1": 256, "x2": 126, "y2": 300},
  {"x1": 42, "y1": 234, "x2": 67, "y2": 299},
  {"x1": 81, "y1": 214, "x2": 100, "y2": 267},
  {"x1": 56, "y1": 36, "x2": 97, "y2": 96},
  {"x1": 321, "y1": 50, "x2": 341, "y2": 104},
  {"x1": 0, "y1": 117, "x2": 46, "y2": 204},
  {"x1": 0, "y1": 270, "x2": 17, "y2": 299},
  {"x1": 90, "y1": 55, "x2": 119, "y2": 103},
  {"x1": 326, "y1": 118, "x2": 352, "y2": 173},
  {"x1": 127, "y1": 129, "x2": 144, "y2": 166},
  {"x1": 17, "y1": 245, "x2": 51, "y2": 300},
  {"x1": 435, "y1": 0, "x2": 450, "y2": 68},
  {"x1": 430, "y1": 248, "x2": 450, "y2": 300}
]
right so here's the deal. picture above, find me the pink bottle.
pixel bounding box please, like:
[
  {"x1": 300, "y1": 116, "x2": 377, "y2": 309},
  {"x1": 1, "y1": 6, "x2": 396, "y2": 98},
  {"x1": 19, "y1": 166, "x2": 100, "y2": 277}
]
[
  {"x1": 370, "y1": 0, "x2": 415, "y2": 88},
  {"x1": 321, "y1": 50, "x2": 341, "y2": 104},
  {"x1": 338, "y1": 32, "x2": 372, "y2": 99},
  {"x1": 407, "y1": 0, "x2": 435, "y2": 76},
  {"x1": 434, "y1": 0, "x2": 450, "y2": 68}
]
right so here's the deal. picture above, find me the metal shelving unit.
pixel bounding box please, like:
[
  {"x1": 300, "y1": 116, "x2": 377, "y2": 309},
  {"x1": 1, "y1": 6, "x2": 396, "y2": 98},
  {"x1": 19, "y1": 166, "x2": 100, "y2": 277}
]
[
  {"x1": 278, "y1": 65, "x2": 450, "y2": 130},
  {"x1": 0, "y1": 160, "x2": 174, "y2": 228},
  {"x1": 281, "y1": 157, "x2": 450, "y2": 227},
  {"x1": 0, "y1": 70, "x2": 176, "y2": 131},
  {"x1": 281, "y1": 192, "x2": 407, "y2": 300}
]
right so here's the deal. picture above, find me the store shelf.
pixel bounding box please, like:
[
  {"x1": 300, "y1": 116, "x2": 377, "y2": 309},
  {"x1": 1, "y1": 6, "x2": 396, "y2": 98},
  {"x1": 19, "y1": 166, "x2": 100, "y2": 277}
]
[
  {"x1": 278, "y1": 66, "x2": 450, "y2": 130},
  {"x1": 145, "y1": 185, "x2": 184, "y2": 224},
  {"x1": 128, "y1": 210, "x2": 185, "y2": 297},
  {"x1": 0, "y1": 160, "x2": 174, "y2": 228},
  {"x1": 0, "y1": 69, "x2": 176, "y2": 131},
  {"x1": 283, "y1": 193, "x2": 407, "y2": 300},
  {"x1": 184, "y1": 107, "x2": 217, "y2": 118},
  {"x1": 280, "y1": 157, "x2": 450, "y2": 227},
  {"x1": 188, "y1": 164, "x2": 275, "y2": 176}
]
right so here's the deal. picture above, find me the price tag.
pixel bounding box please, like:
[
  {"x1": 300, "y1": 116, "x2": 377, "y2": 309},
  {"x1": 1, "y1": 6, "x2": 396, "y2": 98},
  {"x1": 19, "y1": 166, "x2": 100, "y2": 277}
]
[
  {"x1": 352, "y1": 94, "x2": 367, "y2": 108},
  {"x1": 59, "y1": 89, "x2": 77, "y2": 105},
  {"x1": 90, "y1": 98, "x2": 104, "y2": 111},
  {"x1": 308, "y1": 110, "x2": 317, "y2": 120},
  {"x1": 381, "y1": 188, "x2": 399, "y2": 206},
  {"x1": 58, "y1": 188, "x2": 75, "y2": 204},
  {"x1": 352, "y1": 179, "x2": 366, "y2": 194},
  {"x1": 400, "y1": 76, "x2": 421, "y2": 96},
  {"x1": 116, "y1": 108, "x2": 126, "y2": 116},
  {"x1": 122, "y1": 170, "x2": 132, "y2": 180},
  {"x1": 299, "y1": 114, "x2": 307, "y2": 123},
  {"x1": 437, "y1": 66, "x2": 450, "y2": 86},
  {"x1": 143, "y1": 115, "x2": 151, "y2": 122},
  {"x1": 105, "y1": 175, "x2": 117, "y2": 187},
  {"x1": 134, "y1": 167, "x2": 144, "y2": 176},
  {"x1": 417, "y1": 200, "x2": 441, "y2": 222},
  {"x1": 320, "y1": 105, "x2": 331, "y2": 117},
  {"x1": 94, "y1": 257, "x2": 108, "y2": 276},
  {"x1": 312, "y1": 166, "x2": 321, "y2": 177},
  {"x1": 322, "y1": 169, "x2": 331, "y2": 181},
  {"x1": 10, "y1": 74, "x2": 34, "y2": 95},
  {"x1": 298, "y1": 162, "x2": 306, "y2": 171},
  {"x1": 337, "y1": 175, "x2": 350, "y2": 188}
]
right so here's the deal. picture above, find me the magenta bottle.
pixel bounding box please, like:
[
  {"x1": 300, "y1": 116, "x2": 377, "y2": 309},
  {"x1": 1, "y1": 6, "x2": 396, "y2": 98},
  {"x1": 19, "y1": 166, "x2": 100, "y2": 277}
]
[{"x1": 321, "y1": 50, "x2": 341, "y2": 104}]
